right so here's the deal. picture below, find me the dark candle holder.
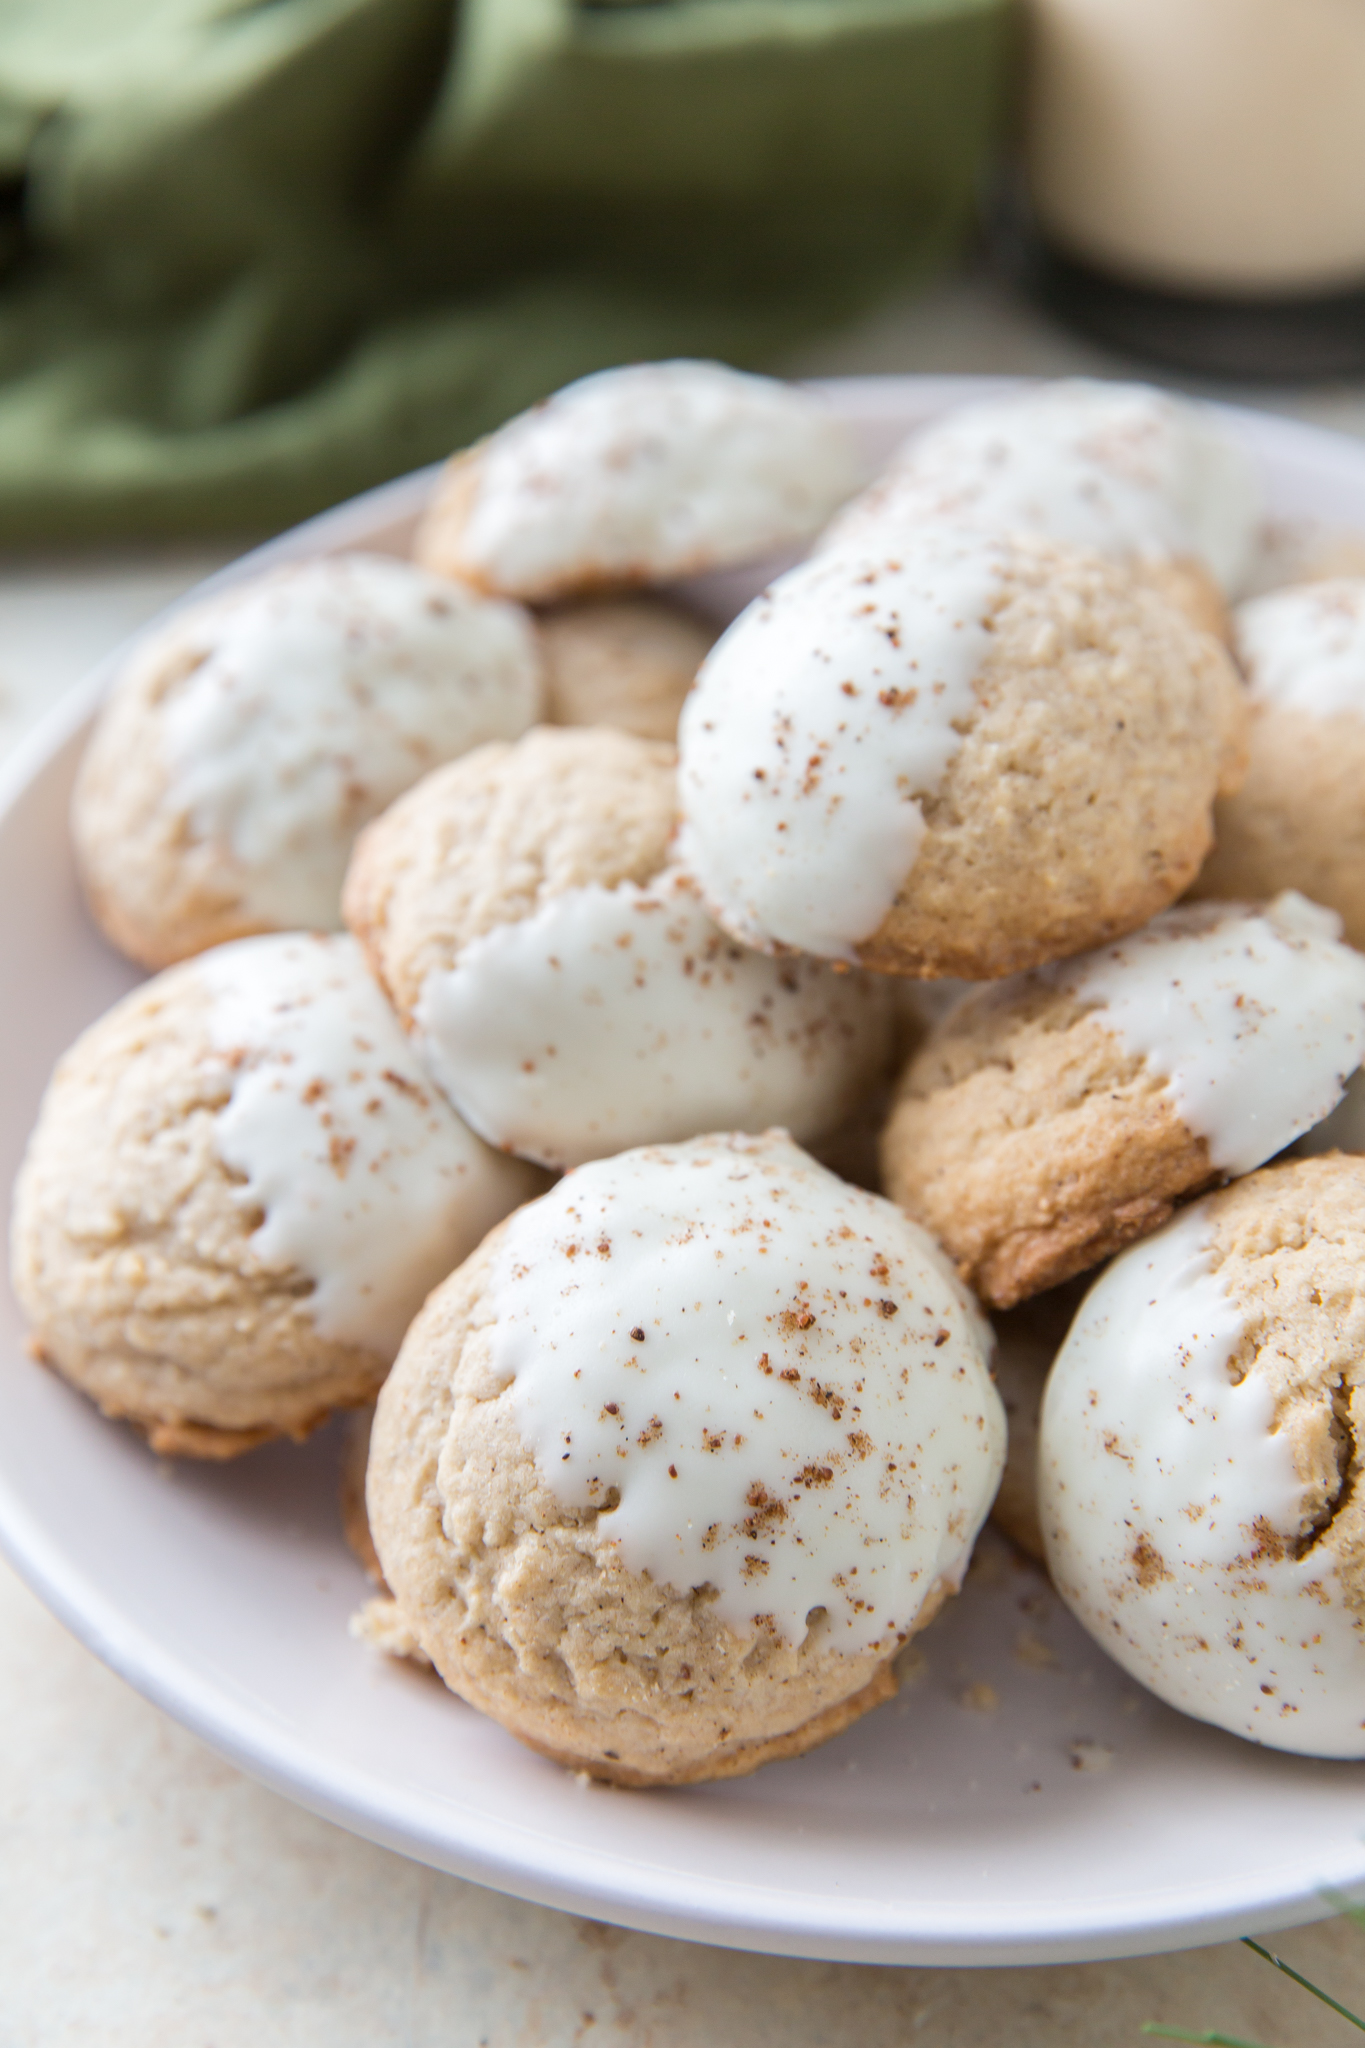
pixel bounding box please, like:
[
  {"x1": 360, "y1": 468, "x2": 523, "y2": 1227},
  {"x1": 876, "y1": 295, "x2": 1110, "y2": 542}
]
[{"x1": 994, "y1": 178, "x2": 1365, "y2": 383}]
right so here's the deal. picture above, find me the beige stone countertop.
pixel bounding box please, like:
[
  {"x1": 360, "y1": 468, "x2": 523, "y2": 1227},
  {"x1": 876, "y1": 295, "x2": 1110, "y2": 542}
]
[{"x1": 4, "y1": 266, "x2": 1365, "y2": 2044}]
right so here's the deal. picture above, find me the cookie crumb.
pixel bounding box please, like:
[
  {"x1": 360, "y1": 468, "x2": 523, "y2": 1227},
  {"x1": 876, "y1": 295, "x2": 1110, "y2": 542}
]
[
  {"x1": 1068, "y1": 1738, "x2": 1113, "y2": 1773},
  {"x1": 1014, "y1": 1629, "x2": 1057, "y2": 1670},
  {"x1": 349, "y1": 1596, "x2": 431, "y2": 1668}
]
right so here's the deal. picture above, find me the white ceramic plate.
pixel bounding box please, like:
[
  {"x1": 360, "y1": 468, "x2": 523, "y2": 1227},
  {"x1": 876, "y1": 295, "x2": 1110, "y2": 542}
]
[{"x1": 3, "y1": 378, "x2": 1365, "y2": 1968}]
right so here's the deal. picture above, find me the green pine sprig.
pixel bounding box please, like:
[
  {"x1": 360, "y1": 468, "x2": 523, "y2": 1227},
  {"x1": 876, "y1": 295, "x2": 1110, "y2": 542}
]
[
  {"x1": 1142, "y1": 1904, "x2": 1365, "y2": 2047},
  {"x1": 1142, "y1": 2028, "x2": 1273, "y2": 2048},
  {"x1": 1239, "y1": 1936, "x2": 1365, "y2": 2034}
]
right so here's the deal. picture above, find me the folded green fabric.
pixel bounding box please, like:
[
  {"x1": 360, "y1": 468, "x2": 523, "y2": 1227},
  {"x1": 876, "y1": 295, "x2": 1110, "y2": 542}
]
[{"x1": 0, "y1": 0, "x2": 1013, "y2": 539}]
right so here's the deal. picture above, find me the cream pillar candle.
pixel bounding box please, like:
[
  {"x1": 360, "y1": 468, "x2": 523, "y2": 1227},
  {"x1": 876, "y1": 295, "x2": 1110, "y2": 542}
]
[{"x1": 1026, "y1": 0, "x2": 1365, "y2": 296}]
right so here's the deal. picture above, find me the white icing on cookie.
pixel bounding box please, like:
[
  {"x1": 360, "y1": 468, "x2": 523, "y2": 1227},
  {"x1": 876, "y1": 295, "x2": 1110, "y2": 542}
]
[
  {"x1": 492, "y1": 1130, "x2": 1004, "y2": 1650},
  {"x1": 1040, "y1": 1203, "x2": 1365, "y2": 1757},
  {"x1": 414, "y1": 869, "x2": 892, "y2": 1171},
  {"x1": 453, "y1": 361, "x2": 866, "y2": 599},
  {"x1": 1049, "y1": 892, "x2": 1365, "y2": 1174},
  {"x1": 677, "y1": 531, "x2": 1007, "y2": 959},
  {"x1": 1236, "y1": 579, "x2": 1365, "y2": 717},
  {"x1": 160, "y1": 554, "x2": 542, "y2": 927},
  {"x1": 825, "y1": 379, "x2": 1258, "y2": 595},
  {"x1": 199, "y1": 933, "x2": 540, "y2": 1357}
]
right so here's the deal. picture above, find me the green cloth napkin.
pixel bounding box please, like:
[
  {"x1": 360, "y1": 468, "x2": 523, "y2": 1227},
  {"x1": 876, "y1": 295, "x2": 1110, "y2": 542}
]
[{"x1": 0, "y1": 0, "x2": 1013, "y2": 540}]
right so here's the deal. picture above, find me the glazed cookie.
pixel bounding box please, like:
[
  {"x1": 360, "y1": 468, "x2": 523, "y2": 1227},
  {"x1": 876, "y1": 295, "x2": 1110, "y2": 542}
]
[
  {"x1": 366, "y1": 1129, "x2": 1005, "y2": 1784},
  {"x1": 822, "y1": 378, "x2": 1259, "y2": 626},
  {"x1": 679, "y1": 529, "x2": 1247, "y2": 978},
  {"x1": 344, "y1": 726, "x2": 894, "y2": 1171},
  {"x1": 10, "y1": 934, "x2": 541, "y2": 1456},
  {"x1": 538, "y1": 595, "x2": 714, "y2": 742},
  {"x1": 882, "y1": 894, "x2": 1365, "y2": 1308},
  {"x1": 73, "y1": 553, "x2": 543, "y2": 969},
  {"x1": 412, "y1": 361, "x2": 866, "y2": 604},
  {"x1": 1191, "y1": 581, "x2": 1365, "y2": 947},
  {"x1": 1040, "y1": 1158, "x2": 1365, "y2": 1757}
]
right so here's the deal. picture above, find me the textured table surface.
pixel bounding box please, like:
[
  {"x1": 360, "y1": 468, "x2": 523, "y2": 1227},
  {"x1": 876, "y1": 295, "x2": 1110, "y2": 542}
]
[{"x1": 4, "y1": 265, "x2": 1365, "y2": 2045}]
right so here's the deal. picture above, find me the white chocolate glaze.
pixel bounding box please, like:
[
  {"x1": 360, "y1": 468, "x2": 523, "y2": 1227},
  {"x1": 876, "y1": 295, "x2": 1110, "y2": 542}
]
[
  {"x1": 492, "y1": 1130, "x2": 1004, "y2": 1650},
  {"x1": 199, "y1": 933, "x2": 540, "y2": 1357},
  {"x1": 160, "y1": 554, "x2": 542, "y2": 927},
  {"x1": 677, "y1": 531, "x2": 1007, "y2": 959},
  {"x1": 414, "y1": 869, "x2": 893, "y2": 1171},
  {"x1": 453, "y1": 361, "x2": 866, "y2": 600},
  {"x1": 1040, "y1": 1203, "x2": 1365, "y2": 1756},
  {"x1": 824, "y1": 379, "x2": 1258, "y2": 596},
  {"x1": 1050, "y1": 893, "x2": 1365, "y2": 1174},
  {"x1": 1236, "y1": 579, "x2": 1365, "y2": 718}
]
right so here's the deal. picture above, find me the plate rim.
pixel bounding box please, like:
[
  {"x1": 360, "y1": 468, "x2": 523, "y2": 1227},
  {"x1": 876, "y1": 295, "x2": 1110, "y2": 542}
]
[{"x1": 8, "y1": 1449, "x2": 1363, "y2": 1969}]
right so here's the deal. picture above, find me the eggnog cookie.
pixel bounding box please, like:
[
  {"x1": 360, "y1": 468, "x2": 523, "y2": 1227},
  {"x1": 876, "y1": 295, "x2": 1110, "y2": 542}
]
[
  {"x1": 538, "y1": 595, "x2": 714, "y2": 742},
  {"x1": 73, "y1": 554, "x2": 543, "y2": 969},
  {"x1": 679, "y1": 530, "x2": 1247, "y2": 979},
  {"x1": 10, "y1": 935, "x2": 541, "y2": 1456},
  {"x1": 366, "y1": 1130, "x2": 1005, "y2": 1784},
  {"x1": 822, "y1": 378, "x2": 1259, "y2": 621},
  {"x1": 1192, "y1": 581, "x2": 1365, "y2": 947},
  {"x1": 344, "y1": 727, "x2": 894, "y2": 1171},
  {"x1": 1133, "y1": 557, "x2": 1231, "y2": 643},
  {"x1": 1040, "y1": 1158, "x2": 1365, "y2": 1757},
  {"x1": 882, "y1": 894, "x2": 1365, "y2": 1308},
  {"x1": 412, "y1": 361, "x2": 866, "y2": 604}
]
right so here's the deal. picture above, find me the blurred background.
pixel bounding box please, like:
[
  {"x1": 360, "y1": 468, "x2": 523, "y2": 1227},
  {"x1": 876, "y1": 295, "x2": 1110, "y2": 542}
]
[
  {"x1": 5, "y1": 0, "x2": 1365, "y2": 760},
  {"x1": 0, "y1": 0, "x2": 1015, "y2": 539},
  {"x1": 0, "y1": 0, "x2": 1362, "y2": 544}
]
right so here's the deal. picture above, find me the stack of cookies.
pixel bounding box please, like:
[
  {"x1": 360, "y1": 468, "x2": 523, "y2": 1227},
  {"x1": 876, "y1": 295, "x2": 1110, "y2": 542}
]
[{"x1": 11, "y1": 363, "x2": 1365, "y2": 1780}]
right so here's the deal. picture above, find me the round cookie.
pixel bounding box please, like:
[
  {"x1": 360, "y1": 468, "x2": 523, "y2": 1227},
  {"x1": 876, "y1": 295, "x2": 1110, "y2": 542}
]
[
  {"x1": 344, "y1": 726, "x2": 894, "y2": 1171},
  {"x1": 881, "y1": 893, "x2": 1365, "y2": 1308},
  {"x1": 1191, "y1": 580, "x2": 1365, "y2": 947},
  {"x1": 1040, "y1": 1158, "x2": 1365, "y2": 1758},
  {"x1": 1133, "y1": 557, "x2": 1231, "y2": 644},
  {"x1": 412, "y1": 360, "x2": 867, "y2": 604},
  {"x1": 366, "y1": 1129, "x2": 1006, "y2": 1784},
  {"x1": 73, "y1": 553, "x2": 543, "y2": 969},
  {"x1": 821, "y1": 378, "x2": 1259, "y2": 620},
  {"x1": 538, "y1": 595, "x2": 715, "y2": 742},
  {"x1": 678, "y1": 529, "x2": 1247, "y2": 979},
  {"x1": 10, "y1": 934, "x2": 542, "y2": 1456}
]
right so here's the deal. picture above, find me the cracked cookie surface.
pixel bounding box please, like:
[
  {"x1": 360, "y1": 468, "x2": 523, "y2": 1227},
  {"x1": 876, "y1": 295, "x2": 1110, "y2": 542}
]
[{"x1": 365, "y1": 1132, "x2": 1004, "y2": 1782}]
